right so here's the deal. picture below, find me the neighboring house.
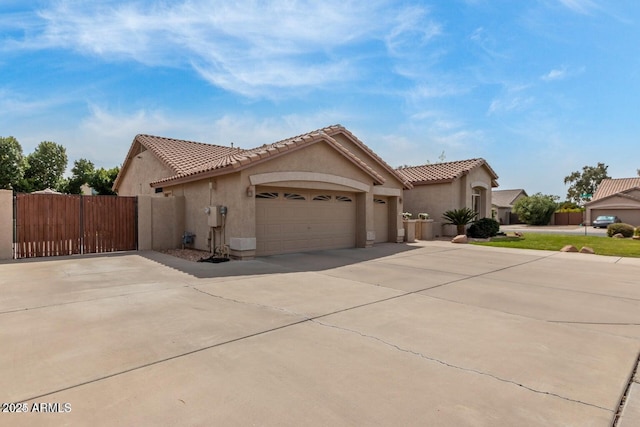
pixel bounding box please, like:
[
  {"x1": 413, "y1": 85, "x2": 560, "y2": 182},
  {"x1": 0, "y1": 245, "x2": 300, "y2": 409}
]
[
  {"x1": 585, "y1": 178, "x2": 640, "y2": 226},
  {"x1": 492, "y1": 189, "x2": 528, "y2": 225},
  {"x1": 397, "y1": 159, "x2": 499, "y2": 235},
  {"x1": 113, "y1": 125, "x2": 412, "y2": 259}
]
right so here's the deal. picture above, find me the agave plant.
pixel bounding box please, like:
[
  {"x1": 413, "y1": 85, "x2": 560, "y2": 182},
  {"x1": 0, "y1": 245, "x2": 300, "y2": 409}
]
[{"x1": 442, "y1": 208, "x2": 478, "y2": 235}]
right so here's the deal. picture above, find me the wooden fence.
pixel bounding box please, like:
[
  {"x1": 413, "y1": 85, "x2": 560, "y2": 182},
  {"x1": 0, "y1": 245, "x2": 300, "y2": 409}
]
[{"x1": 14, "y1": 194, "x2": 137, "y2": 259}]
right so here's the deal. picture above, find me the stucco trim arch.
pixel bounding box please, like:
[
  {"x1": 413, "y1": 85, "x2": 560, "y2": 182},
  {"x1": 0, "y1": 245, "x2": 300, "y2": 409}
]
[
  {"x1": 471, "y1": 181, "x2": 490, "y2": 190},
  {"x1": 249, "y1": 172, "x2": 370, "y2": 192}
]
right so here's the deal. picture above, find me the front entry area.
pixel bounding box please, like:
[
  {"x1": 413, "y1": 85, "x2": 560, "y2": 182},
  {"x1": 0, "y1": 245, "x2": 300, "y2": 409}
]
[{"x1": 255, "y1": 187, "x2": 357, "y2": 256}]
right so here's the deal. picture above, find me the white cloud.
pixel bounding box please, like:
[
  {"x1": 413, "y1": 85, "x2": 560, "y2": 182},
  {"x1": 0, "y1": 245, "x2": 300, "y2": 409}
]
[
  {"x1": 557, "y1": 0, "x2": 599, "y2": 15},
  {"x1": 3, "y1": 0, "x2": 441, "y2": 98},
  {"x1": 541, "y1": 65, "x2": 584, "y2": 82}
]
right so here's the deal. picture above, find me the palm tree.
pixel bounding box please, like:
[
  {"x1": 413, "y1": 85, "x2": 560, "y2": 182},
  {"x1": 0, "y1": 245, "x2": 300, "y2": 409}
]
[{"x1": 442, "y1": 208, "x2": 477, "y2": 235}]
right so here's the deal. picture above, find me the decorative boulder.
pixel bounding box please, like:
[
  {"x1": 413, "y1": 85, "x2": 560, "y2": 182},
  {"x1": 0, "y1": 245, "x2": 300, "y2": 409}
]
[
  {"x1": 579, "y1": 246, "x2": 595, "y2": 254},
  {"x1": 612, "y1": 233, "x2": 625, "y2": 239},
  {"x1": 451, "y1": 235, "x2": 468, "y2": 244},
  {"x1": 560, "y1": 245, "x2": 578, "y2": 253}
]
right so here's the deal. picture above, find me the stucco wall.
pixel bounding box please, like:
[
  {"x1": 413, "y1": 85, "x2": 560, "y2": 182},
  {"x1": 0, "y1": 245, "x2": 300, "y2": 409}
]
[
  {"x1": 403, "y1": 182, "x2": 458, "y2": 224},
  {"x1": 0, "y1": 190, "x2": 13, "y2": 259},
  {"x1": 116, "y1": 147, "x2": 174, "y2": 196},
  {"x1": 137, "y1": 195, "x2": 185, "y2": 251}
]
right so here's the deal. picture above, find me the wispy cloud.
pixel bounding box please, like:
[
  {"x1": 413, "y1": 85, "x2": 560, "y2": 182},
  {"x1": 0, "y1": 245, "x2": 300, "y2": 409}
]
[
  {"x1": 2, "y1": 0, "x2": 440, "y2": 98},
  {"x1": 540, "y1": 65, "x2": 585, "y2": 82},
  {"x1": 557, "y1": 0, "x2": 599, "y2": 15}
]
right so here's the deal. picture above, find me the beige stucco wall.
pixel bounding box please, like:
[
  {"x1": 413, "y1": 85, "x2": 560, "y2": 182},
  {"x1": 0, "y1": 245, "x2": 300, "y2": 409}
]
[
  {"x1": 137, "y1": 195, "x2": 185, "y2": 251},
  {"x1": 116, "y1": 147, "x2": 174, "y2": 196},
  {"x1": 128, "y1": 138, "x2": 407, "y2": 258},
  {"x1": 403, "y1": 182, "x2": 458, "y2": 225},
  {"x1": 0, "y1": 190, "x2": 13, "y2": 259},
  {"x1": 404, "y1": 166, "x2": 495, "y2": 235}
]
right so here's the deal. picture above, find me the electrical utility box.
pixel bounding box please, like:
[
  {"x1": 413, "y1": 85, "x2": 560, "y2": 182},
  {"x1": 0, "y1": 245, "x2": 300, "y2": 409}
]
[{"x1": 207, "y1": 206, "x2": 223, "y2": 227}]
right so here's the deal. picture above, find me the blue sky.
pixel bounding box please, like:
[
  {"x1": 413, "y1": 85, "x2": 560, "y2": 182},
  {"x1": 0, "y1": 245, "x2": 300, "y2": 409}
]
[{"x1": 1, "y1": 0, "x2": 639, "y2": 198}]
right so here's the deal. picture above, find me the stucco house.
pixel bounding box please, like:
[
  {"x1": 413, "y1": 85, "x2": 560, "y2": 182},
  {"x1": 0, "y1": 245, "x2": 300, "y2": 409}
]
[
  {"x1": 397, "y1": 159, "x2": 499, "y2": 235},
  {"x1": 492, "y1": 189, "x2": 528, "y2": 225},
  {"x1": 113, "y1": 125, "x2": 412, "y2": 259},
  {"x1": 585, "y1": 178, "x2": 640, "y2": 226}
]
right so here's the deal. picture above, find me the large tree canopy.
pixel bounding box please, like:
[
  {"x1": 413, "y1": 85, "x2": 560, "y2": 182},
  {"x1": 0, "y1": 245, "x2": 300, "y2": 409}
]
[
  {"x1": 0, "y1": 136, "x2": 26, "y2": 190},
  {"x1": 21, "y1": 141, "x2": 68, "y2": 192},
  {"x1": 563, "y1": 162, "x2": 610, "y2": 204}
]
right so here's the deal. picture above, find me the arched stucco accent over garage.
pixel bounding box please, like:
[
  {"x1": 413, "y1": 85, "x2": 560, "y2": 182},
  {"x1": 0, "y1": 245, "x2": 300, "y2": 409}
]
[{"x1": 249, "y1": 171, "x2": 370, "y2": 193}]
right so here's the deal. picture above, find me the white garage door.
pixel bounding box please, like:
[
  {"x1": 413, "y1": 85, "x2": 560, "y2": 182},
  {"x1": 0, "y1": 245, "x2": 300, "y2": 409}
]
[
  {"x1": 374, "y1": 197, "x2": 389, "y2": 243},
  {"x1": 256, "y1": 188, "x2": 357, "y2": 256},
  {"x1": 592, "y1": 209, "x2": 640, "y2": 226}
]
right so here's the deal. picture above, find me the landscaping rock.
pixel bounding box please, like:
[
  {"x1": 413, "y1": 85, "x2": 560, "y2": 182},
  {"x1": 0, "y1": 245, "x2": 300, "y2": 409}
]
[
  {"x1": 579, "y1": 246, "x2": 595, "y2": 254},
  {"x1": 612, "y1": 233, "x2": 625, "y2": 239},
  {"x1": 560, "y1": 245, "x2": 578, "y2": 253},
  {"x1": 451, "y1": 235, "x2": 468, "y2": 244}
]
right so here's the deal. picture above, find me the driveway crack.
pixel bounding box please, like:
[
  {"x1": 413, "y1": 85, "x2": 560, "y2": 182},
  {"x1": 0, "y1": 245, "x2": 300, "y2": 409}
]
[{"x1": 312, "y1": 319, "x2": 612, "y2": 413}]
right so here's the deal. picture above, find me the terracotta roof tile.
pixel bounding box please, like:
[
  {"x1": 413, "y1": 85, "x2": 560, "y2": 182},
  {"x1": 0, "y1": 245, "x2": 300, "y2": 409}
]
[
  {"x1": 396, "y1": 158, "x2": 499, "y2": 186},
  {"x1": 592, "y1": 178, "x2": 640, "y2": 200},
  {"x1": 135, "y1": 134, "x2": 238, "y2": 175},
  {"x1": 148, "y1": 125, "x2": 401, "y2": 187}
]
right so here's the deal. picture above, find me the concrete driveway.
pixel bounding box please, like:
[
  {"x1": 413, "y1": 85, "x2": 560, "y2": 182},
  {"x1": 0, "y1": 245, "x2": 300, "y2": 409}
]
[{"x1": 1, "y1": 242, "x2": 639, "y2": 426}]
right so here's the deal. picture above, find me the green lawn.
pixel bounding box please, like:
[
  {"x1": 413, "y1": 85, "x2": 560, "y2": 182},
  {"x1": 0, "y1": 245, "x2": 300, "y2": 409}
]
[{"x1": 471, "y1": 234, "x2": 640, "y2": 258}]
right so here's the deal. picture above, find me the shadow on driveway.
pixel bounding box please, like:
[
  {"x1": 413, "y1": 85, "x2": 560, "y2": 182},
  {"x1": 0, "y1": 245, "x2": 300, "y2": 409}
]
[{"x1": 139, "y1": 243, "x2": 423, "y2": 278}]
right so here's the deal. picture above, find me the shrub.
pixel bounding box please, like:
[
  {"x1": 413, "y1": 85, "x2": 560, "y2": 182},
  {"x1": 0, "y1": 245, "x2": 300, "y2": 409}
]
[
  {"x1": 468, "y1": 218, "x2": 500, "y2": 238},
  {"x1": 512, "y1": 193, "x2": 558, "y2": 225},
  {"x1": 607, "y1": 223, "x2": 634, "y2": 238},
  {"x1": 635, "y1": 227, "x2": 640, "y2": 237}
]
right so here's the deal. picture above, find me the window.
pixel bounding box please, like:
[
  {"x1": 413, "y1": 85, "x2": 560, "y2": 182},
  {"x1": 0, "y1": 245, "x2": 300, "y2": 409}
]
[
  {"x1": 374, "y1": 198, "x2": 386, "y2": 204},
  {"x1": 284, "y1": 193, "x2": 306, "y2": 200},
  {"x1": 313, "y1": 195, "x2": 331, "y2": 201},
  {"x1": 155, "y1": 187, "x2": 163, "y2": 193},
  {"x1": 256, "y1": 192, "x2": 279, "y2": 199},
  {"x1": 472, "y1": 189, "x2": 481, "y2": 217},
  {"x1": 336, "y1": 195, "x2": 353, "y2": 202}
]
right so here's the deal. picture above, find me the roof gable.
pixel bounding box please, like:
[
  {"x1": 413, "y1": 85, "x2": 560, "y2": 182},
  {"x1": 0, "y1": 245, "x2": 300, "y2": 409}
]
[
  {"x1": 592, "y1": 178, "x2": 640, "y2": 201},
  {"x1": 396, "y1": 158, "x2": 499, "y2": 187},
  {"x1": 492, "y1": 189, "x2": 527, "y2": 208},
  {"x1": 115, "y1": 125, "x2": 407, "y2": 190}
]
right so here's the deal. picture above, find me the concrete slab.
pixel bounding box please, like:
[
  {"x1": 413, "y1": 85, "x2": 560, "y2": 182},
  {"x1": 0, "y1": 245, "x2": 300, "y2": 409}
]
[
  {"x1": 423, "y1": 276, "x2": 640, "y2": 324},
  {"x1": 194, "y1": 271, "x2": 403, "y2": 318},
  {"x1": 10, "y1": 322, "x2": 612, "y2": 427},
  {"x1": 320, "y1": 293, "x2": 638, "y2": 412},
  {"x1": 0, "y1": 254, "x2": 193, "y2": 313},
  {"x1": 619, "y1": 383, "x2": 640, "y2": 427},
  {"x1": 2, "y1": 243, "x2": 640, "y2": 426},
  {"x1": 0, "y1": 286, "x2": 301, "y2": 404}
]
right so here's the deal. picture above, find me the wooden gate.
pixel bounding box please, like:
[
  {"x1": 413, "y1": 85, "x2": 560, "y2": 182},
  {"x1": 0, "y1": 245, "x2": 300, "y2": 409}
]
[{"x1": 14, "y1": 194, "x2": 137, "y2": 259}]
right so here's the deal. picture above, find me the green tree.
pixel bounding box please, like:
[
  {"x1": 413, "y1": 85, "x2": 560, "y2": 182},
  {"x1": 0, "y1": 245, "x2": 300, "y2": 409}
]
[
  {"x1": 89, "y1": 166, "x2": 120, "y2": 195},
  {"x1": 512, "y1": 193, "x2": 558, "y2": 226},
  {"x1": 442, "y1": 207, "x2": 477, "y2": 235},
  {"x1": 22, "y1": 141, "x2": 68, "y2": 192},
  {"x1": 0, "y1": 136, "x2": 26, "y2": 190},
  {"x1": 563, "y1": 163, "x2": 610, "y2": 203},
  {"x1": 62, "y1": 158, "x2": 95, "y2": 194}
]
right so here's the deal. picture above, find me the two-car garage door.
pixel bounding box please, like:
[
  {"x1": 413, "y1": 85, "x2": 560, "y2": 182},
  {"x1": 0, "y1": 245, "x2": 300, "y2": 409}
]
[{"x1": 255, "y1": 188, "x2": 357, "y2": 256}]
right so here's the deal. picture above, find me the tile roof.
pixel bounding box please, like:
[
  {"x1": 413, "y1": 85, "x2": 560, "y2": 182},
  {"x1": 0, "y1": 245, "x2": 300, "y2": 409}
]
[
  {"x1": 591, "y1": 178, "x2": 640, "y2": 201},
  {"x1": 492, "y1": 189, "x2": 527, "y2": 208},
  {"x1": 114, "y1": 125, "x2": 411, "y2": 190},
  {"x1": 396, "y1": 158, "x2": 499, "y2": 186}
]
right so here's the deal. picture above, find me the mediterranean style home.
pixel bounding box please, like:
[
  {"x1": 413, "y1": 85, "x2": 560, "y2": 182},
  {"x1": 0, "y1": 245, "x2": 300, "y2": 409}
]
[
  {"x1": 585, "y1": 178, "x2": 640, "y2": 226},
  {"x1": 397, "y1": 159, "x2": 499, "y2": 234},
  {"x1": 113, "y1": 125, "x2": 412, "y2": 259},
  {"x1": 492, "y1": 189, "x2": 528, "y2": 225},
  {"x1": 114, "y1": 126, "x2": 501, "y2": 257}
]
